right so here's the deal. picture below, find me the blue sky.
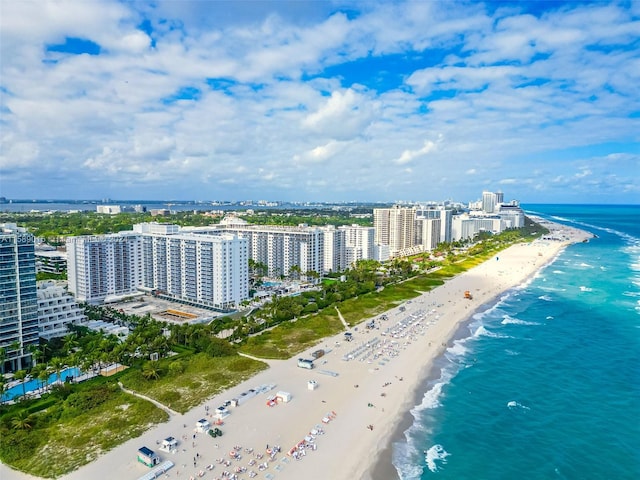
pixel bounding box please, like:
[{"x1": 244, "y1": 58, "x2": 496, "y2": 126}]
[{"x1": 1, "y1": 0, "x2": 638, "y2": 204}]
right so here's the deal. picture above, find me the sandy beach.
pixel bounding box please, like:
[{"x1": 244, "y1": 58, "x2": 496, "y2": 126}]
[{"x1": 1, "y1": 221, "x2": 591, "y2": 480}]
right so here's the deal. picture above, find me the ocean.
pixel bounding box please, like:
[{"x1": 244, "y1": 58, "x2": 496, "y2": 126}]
[{"x1": 392, "y1": 204, "x2": 640, "y2": 480}]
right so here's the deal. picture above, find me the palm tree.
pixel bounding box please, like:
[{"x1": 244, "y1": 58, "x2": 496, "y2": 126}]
[
  {"x1": 38, "y1": 367, "x2": 50, "y2": 393},
  {"x1": 62, "y1": 333, "x2": 78, "y2": 356},
  {"x1": 50, "y1": 357, "x2": 65, "y2": 385},
  {"x1": 13, "y1": 369, "x2": 28, "y2": 401},
  {"x1": 11, "y1": 411, "x2": 34, "y2": 430},
  {"x1": 28, "y1": 344, "x2": 43, "y2": 366},
  {"x1": 142, "y1": 361, "x2": 161, "y2": 380}
]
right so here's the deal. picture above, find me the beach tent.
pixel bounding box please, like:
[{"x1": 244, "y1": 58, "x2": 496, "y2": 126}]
[
  {"x1": 195, "y1": 418, "x2": 211, "y2": 433},
  {"x1": 308, "y1": 380, "x2": 318, "y2": 391},
  {"x1": 137, "y1": 446, "x2": 160, "y2": 467}
]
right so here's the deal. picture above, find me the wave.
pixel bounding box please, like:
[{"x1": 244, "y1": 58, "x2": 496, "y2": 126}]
[
  {"x1": 507, "y1": 400, "x2": 531, "y2": 411},
  {"x1": 505, "y1": 349, "x2": 520, "y2": 356},
  {"x1": 474, "y1": 325, "x2": 512, "y2": 339},
  {"x1": 501, "y1": 315, "x2": 540, "y2": 326},
  {"x1": 425, "y1": 444, "x2": 450, "y2": 472},
  {"x1": 552, "y1": 270, "x2": 564, "y2": 274},
  {"x1": 538, "y1": 295, "x2": 553, "y2": 301},
  {"x1": 579, "y1": 286, "x2": 593, "y2": 292},
  {"x1": 445, "y1": 340, "x2": 469, "y2": 358}
]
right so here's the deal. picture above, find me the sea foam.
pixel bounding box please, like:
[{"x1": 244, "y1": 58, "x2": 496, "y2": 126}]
[
  {"x1": 425, "y1": 444, "x2": 450, "y2": 472},
  {"x1": 501, "y1": 315, "x2": 540, "y2": 326}
]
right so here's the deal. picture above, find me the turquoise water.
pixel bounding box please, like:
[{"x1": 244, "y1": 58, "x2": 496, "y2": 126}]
[
  {"x1": 2, "y1": 367, "x2": 82, "y2": 402},
  {"x1": 393, "y1": 205, "x2": 640, "y2": 479}
]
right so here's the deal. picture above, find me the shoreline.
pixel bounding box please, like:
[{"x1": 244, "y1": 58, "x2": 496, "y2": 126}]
[{"x1": 1, "y1": 222, "x2": 592, "y2": 480}]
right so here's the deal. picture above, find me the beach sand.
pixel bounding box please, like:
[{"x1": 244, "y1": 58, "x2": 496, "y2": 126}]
[{"x1": 0, "y1": 221, "x2": 591, "y2": 480}]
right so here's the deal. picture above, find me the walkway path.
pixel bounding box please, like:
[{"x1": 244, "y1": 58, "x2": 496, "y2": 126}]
[
  {"x1": 334, "y1": 306, "x2": 349, "y2": 329},
  {"x1": 238, "y1": 352, "x2": 283, "y2": 367},
  {"x1": 117, "y1": 381, "x2": 180, "y2": 417}
]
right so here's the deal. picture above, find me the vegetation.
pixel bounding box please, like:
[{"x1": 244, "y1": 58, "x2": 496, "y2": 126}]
[
  {"x1": 119, "y1": 354, "x2": 268, "y2": 413},
  {"x1": 0, "y1": 208, "x2": 374, "y2": 244},
  {"x1": 0, "y1": 379, "x2": 168, "y2": 478}
]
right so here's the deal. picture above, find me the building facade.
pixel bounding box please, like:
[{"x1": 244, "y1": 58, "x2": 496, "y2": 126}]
[
  {"x1": 66, "y1": 234, "x2": 144, "y2": 304},
  {"x1": 35, "y1": 250, "x2": 67, "y2": 274},
  {"x1": 37, "y1": 281, "x2": 87, "y2": 341},
  {"x1": 139, "y1": 228, "x2": 248, "y2": 309},
  {"x1": 373, "y1": 206, "x2": 417, "y2": 256},
  {"x1": 0, "y1": 224, "x2": 39, "y2": 372},
  {"x1": 66, "y1": 224, "x2": 249, "y2": 310}
]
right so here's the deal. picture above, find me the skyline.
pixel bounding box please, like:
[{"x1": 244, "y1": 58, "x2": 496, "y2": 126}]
[{"x1": 1, "y1": 1, "x2": 639, "y2": 204}]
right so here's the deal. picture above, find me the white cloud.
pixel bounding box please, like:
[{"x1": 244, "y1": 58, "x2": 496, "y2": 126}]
[
  {"x1": 394, "y1": 140, "x2": 437, "y2": 165},
  {"x1": 0, "y1": 0, "x2": 638, "y2": 203}
]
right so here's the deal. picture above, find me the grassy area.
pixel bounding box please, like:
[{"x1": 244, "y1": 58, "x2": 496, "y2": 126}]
[
  {"x1": 239, "y1": 312, "x2": 345, "y2": 359},
  {"x1": 239, "y1": 271, "x2": 448, "y2": 357},
  {"x1": 119, "y1": 353, "x2": 269, "y2": 413},
  {"x1": 0, "y1": 382, "x2": 168, "y2": 478}
]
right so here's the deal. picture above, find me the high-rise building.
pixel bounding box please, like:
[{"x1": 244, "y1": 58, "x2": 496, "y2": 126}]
[
  {"x1": 416, "y1": 218, "x2": 442, "y2": 251},
  {"x1": 416, "y1": 206, "x2": 452, "y2": 244},
  {"x1": 0, "y1": 224, "x2": 39, "y2": 372},
  {"x1": 320, "y1": 226, "x2": 346, "y2": 274},
  {"x1": 66, "y1": 234, "x2": 144, "y2": 304},
  {"x1": 339, "y1": 225, "x2": 375, "y2": 267},
  {"x1": 66, "y1": 224, "x2": 249, "y2": 310},
  {"x1": 373, "y1": 206, "x2": 417, "y2": 256},
  {"x1": 139, "y1": 227, "x2": 248, "y2": 310},
  {"x1": 482, "y1": 191, "x2": 504, "y2": 214},
  {"x1": 195, "y1": 218, "x2": 326, "y2": 277}
]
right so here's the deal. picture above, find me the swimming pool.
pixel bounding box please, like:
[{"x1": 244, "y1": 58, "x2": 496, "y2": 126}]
[
  {"x1": 2, "y1": 367, "x2": 82, "y2": 402},
  {"x1": 262, "y1": 281, "x2": 282, "y2": 287}
]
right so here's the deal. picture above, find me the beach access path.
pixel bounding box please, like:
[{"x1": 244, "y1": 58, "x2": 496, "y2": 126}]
[{"x1": 0, "y1": 221, "x2": 591, "y2": 480}]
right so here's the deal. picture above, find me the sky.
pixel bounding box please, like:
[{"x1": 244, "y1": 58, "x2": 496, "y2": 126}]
[{"x1": 1, "y1": 1, "x2": 639, "y2": 204}]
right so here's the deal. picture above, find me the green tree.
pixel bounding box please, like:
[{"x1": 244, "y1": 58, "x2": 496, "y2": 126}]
[
  {"x1": 13, "y1": 369, "x2": 28, "y2": 401},
  {"x1": 142, "y1": 361, "x2": 161, "y2": 380},
  {"x1": 50, "y1": 357, "x2": 65, "y2": 385},
  {"x1": 11, "y1": 411, "x2": 34, "y2": 430}
]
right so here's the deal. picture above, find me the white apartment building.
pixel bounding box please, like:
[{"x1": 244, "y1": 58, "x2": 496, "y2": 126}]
[
  {"x1": 374, "y1": 206, "x2": 417, "y2": 256},
  {"x1": 451, "y1": 215, "x2": 505, "y2": 242},
  {"x1": 197, "y1": 218, "x2": 327, "y2": 278},
  {"x1": 37, "y1": 281, "x2": 87, "y2": 341},
  {"x1": 416, "y1": 206, "x2": 452, "y2": 243},
  {"x1": 416, "y1": 217, "x2": 442, "y2": 251},
  {"x1": 67, "y1": 224, "x2": 248, "y2": 310},
  {"x1": 481, "y1": 191, "x2": 504, "y2": 214},
  {"x1": 339, "y1": 225, "x2": 375, "y2": 266},
  {"x1": 66, "y1": 233, "x2": 143, "y2": 304},
  {"x1": 320, "y1": 226, "x2": 346, "y2": 273},
  {"x1": 139, "y1": 227, "x2": 248, "y2": 310}
]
